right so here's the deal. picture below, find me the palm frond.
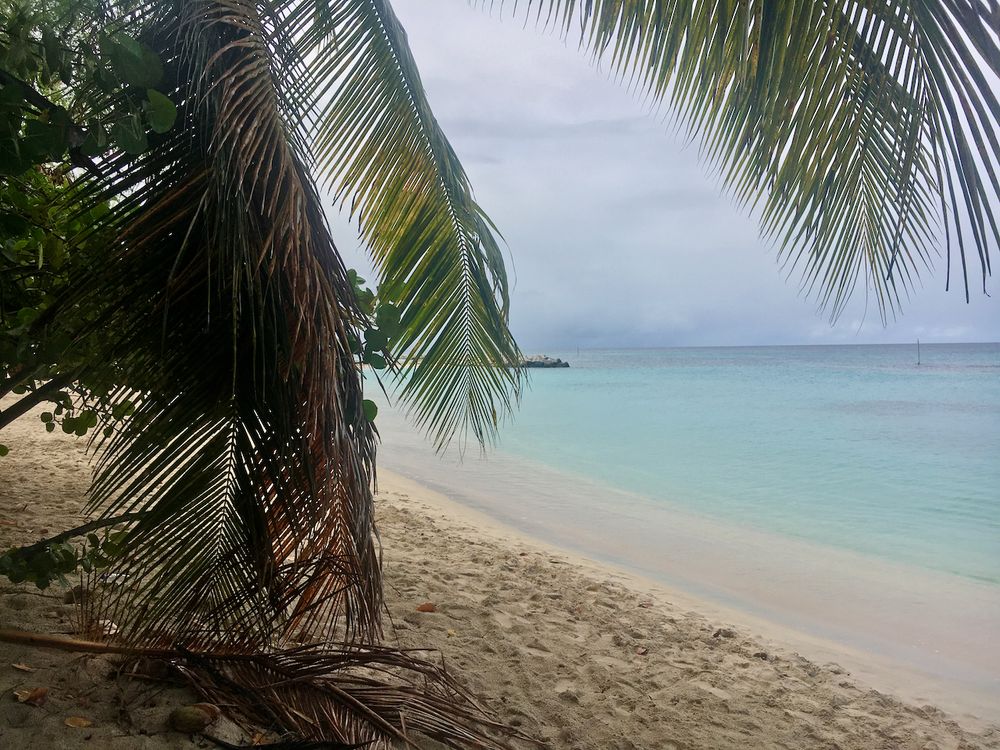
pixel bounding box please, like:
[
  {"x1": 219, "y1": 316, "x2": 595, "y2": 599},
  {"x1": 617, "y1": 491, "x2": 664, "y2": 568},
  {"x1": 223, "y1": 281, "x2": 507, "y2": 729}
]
[
  {"x1": 27, "y1": 1, "x2": 521, "y2": 743},
  {"x1": 496, "y1": 0, "x2": 999, "y2": 320},
  {"x1": 295, "y1": 0, "x2": 523, "y2": 449},
  {"x1": 179, "y1": 643, "x2": 520, "y2": 748},
  {"x1": 0, "y1": 631, "x2": 521, "y2": 748},
  {"x1": 68, "y1": 0, "x2": 381, "y2": 651}
]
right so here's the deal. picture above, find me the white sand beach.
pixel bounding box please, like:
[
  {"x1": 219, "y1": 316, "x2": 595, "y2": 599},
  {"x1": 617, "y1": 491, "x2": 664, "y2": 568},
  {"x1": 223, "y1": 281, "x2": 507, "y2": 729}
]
[{"x1": 0, "y1": 407, "x2": 998, "y2": 748}]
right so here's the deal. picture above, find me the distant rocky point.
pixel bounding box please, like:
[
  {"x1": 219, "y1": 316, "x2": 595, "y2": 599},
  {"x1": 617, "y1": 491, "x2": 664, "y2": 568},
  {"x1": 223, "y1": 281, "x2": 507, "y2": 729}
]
[{"x1": 519, "y1": 355, "x2": 570, "y2": 368}]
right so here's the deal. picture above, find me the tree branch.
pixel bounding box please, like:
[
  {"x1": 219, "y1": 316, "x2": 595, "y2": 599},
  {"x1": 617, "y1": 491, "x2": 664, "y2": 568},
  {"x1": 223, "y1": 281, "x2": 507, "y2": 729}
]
[
  {"x1": 0, "y1": 372, "x2": 76, "y2": 430},
  {"x1": 0, "y1": 628, "x2": 174, "y2": 658},
  {"x1": 0, "y1": 69, "x2": 86, "y2": 147},
  {"x1": 6, "y1": 512, "x2": 145, "y2": 559}
]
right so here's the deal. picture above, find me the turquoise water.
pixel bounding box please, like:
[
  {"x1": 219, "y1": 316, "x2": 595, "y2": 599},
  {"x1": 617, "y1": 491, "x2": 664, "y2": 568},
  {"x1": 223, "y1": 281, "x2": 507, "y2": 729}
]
[{"x1": 487, "y1": 343, "x2": 1000, "y2": 584}]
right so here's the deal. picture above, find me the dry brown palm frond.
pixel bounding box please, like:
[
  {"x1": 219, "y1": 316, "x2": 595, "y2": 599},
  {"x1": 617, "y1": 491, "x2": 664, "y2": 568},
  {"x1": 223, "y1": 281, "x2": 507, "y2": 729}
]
[
  {"x1": 0, "y1": 630, "x2": 524, "y2": 749},
  {"x1": 177, "y1": 643, "x2": 525, "y2": 749},
  {"x1": 72, "y1": 0, "x2": 382, "y2": 654}
]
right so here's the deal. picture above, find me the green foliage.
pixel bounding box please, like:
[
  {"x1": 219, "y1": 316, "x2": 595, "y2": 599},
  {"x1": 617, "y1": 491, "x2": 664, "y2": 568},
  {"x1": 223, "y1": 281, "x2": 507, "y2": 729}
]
[
  {"x1": 0, "y1": 527, "x2": 126, "y2": 589},
  {"x1": 309, "y1": 0, "x2": 522, "y2": 448},
  {"x1": 347, "y1": 269, "x2": 401, "y2": 375},
  {"x1": 144, "y1": 88, "x2": 177, "y2": 133},
  {"x1": 0, "y1": 541, "x2": 77, "y2": 588},
  {"x1": 0, "y1": 0, "x2": 169, "y2": 456},
  {"x1": 100, "y1": 31, "x2": 163, "y2": 89},
  {"x1": 0, "y1": 167, "x2": 131, "y2": 444},
  {"x1": 0, "y1": 0, "x2": 179, "y2": 176},
  {"x1": 502, "y1": 0, "x2": 999, "y2": 319}
]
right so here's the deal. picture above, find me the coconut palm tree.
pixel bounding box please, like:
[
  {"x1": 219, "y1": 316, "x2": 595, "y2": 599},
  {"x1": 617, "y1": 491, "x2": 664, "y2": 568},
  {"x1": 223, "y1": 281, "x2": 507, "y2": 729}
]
[{"x1": 1, "y1": 0, "x2": 997, "y2": 746}]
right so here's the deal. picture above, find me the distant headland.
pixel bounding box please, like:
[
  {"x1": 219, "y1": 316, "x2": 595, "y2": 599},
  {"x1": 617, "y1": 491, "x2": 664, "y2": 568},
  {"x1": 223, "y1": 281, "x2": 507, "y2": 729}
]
[{"x1": 519, "y1": 355, "x2": 570, "y2": 368}]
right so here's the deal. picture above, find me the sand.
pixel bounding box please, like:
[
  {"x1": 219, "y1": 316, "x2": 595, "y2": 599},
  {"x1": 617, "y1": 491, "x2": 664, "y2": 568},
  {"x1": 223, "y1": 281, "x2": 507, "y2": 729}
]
[{"x1": 1, "y1": 403, "x2": 999, "y2": 749}]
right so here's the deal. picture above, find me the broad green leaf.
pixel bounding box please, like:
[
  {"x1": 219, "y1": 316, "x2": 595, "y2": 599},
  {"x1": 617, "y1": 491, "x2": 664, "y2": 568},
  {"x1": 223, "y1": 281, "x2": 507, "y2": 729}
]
[
  {"x1": 21, "y1": 118, "x2": 67, "y2": 163},
  {"x1": 41, "y1": 29, "x2": 62, "y2": 79},
  {"x1": 144, "y1": 89, "x2": 177, "y2": 133},
  {"x1": 111, "y1": 116, "x2": 148, "y2": 155},
  {"x1": 364, "y1": 328, "x2": 387, "y2": 352},
  {"x1": 80, "y1": 120, "x2": 109, "y2": 157},
  {"x1": 103, "y1": 34, "x2": 163, "y2": 89},
  {"x1": 374, "y1": 302, "x2": 401, "y2": 339},
  {"x1": 364, "y1": 352, "x2": 386, "y2": 370}
]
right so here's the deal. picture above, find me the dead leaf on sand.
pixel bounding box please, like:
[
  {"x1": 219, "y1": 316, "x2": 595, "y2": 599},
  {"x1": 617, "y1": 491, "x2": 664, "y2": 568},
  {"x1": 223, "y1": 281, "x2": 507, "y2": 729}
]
[
  {"x1": 64, "y1": 716, "x2": 94, "y2": 728},
  {"x1": 11, "y1": 663, "x2": 35, "y2": 672},
  {"x1": 169, "y1": 705, "x2": 215, "y2": 733},
  {"x1": 415, "y1": 602, "x2": 437, "y2": 612},
  {"x1": 191, "y1": 703, "x2": 221, "y2": 721},
  {"x1": 14, "y1": 687, "x2": 48, "y2": 706},
  {"x1": 635, "y1": 647, "x2": 649, "y2": 656},
  {"x1": 638, "y1": 601, "x2": 653, "y2": 609}
]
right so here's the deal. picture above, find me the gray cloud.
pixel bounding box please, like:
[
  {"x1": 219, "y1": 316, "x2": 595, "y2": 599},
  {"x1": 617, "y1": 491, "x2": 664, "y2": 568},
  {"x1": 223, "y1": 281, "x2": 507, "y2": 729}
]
[
  {"x1": 444, "y1": 114, "x2": 651, "y2": 141},
  {"x1": 331, "y1": 0, "x2": 999, "y2": 350}
]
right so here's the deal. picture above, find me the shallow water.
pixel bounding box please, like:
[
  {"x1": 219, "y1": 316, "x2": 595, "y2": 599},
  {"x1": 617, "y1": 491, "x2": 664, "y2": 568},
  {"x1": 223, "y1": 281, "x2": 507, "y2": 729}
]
[
  {"x1": 415, "y1": 343, "x2": 1000, "y2": 584},
  {"x1": 369, "y1": 343, "x2": 1000, "y2": 715}
]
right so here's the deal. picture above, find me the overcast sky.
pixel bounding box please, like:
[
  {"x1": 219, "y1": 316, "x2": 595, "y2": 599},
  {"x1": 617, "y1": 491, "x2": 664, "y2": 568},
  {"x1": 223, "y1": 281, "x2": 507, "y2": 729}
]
[{"x1": 330, "y1": 0, "x2": 999, "y2": 351}]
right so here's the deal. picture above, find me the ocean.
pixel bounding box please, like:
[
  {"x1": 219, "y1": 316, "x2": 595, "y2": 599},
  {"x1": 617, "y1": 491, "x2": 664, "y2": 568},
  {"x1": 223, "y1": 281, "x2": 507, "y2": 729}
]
[
  {"x1": 503, "y1": 344, "x2": 1000, "y2": 583},
  {"x1": 379, "y1": 343, "x2": 1000, "y2": 584},
  {"x1": 371, "y1": 343, "x2": 1000, "y2": 706}
]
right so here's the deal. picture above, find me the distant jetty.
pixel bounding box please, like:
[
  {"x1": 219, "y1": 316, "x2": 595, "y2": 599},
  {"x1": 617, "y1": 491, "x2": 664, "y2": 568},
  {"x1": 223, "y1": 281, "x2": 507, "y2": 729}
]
[{"x1": 519, "y1": 355, "x2": 570, "y2": 368}]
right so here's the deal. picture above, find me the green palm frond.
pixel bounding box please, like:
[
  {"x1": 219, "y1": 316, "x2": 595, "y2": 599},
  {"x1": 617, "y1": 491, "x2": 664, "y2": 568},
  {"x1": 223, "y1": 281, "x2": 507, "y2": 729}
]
[
  {"x1": 498, "y1": 0, "x2": 999, "y2": 320},
  {"x1": 300, "y1": 0, "x2": 523, "y2": 449}
]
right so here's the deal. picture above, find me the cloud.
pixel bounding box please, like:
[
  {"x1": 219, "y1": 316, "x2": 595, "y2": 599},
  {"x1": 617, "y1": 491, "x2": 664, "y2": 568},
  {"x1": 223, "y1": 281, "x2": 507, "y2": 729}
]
[
  {"x1": 444, "y1": 114, "x2": 651, "y2": 141},
  {"x1": 331, "y1": 0, "x2": 999, "y2": 350}
]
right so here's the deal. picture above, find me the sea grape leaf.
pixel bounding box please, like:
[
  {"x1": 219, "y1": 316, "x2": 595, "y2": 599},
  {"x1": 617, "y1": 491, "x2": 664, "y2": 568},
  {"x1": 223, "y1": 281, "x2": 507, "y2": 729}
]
[
  {"x1": 21, "y1": 118, "x2": 67, "y2": 162},
  {"x1": 80, "y1": 120, "x2": 109, "y2": 157},
  {"x1": 41, "y1": 29, "x2": 64, "y2": 80},
  {"x1": 144, "y1": 89, "x2": 177, "y2": 133},
  {"x1": 111, "y1": 116, "x2": 147, "y2": 155},
  {"x1": 375, "y1": 302, "x2": 401, "y2": 339},
  {"x1": 364, "y1": 352, "x2": 386, "y2": 370},
  {"x1": 364, "y1": 328, "x2": 388, "y2": 352},
  {"x1": 103, "y1": 34, "x2": 163, "y2": 89}
]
